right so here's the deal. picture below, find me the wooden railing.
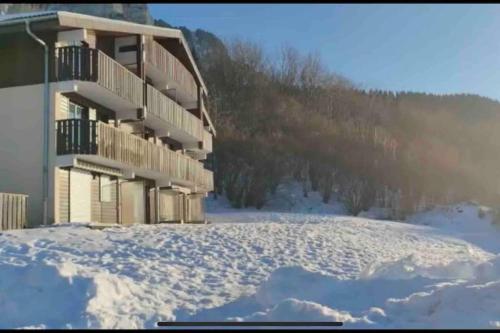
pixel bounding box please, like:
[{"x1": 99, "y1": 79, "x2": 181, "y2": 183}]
[
  {"x1": 56, "y1": 120, "x2": 213, "y2": 191},
  {"x1": 146, "y1": 84, "x2": 203, "y2": 141},
  {"x1": 145, "y1": 38, "x2": 198, "y2": 102},
  {"x1": 203, "y1": 169, "x2": 214, "y2": 192},
  {"x1": 202, "y1": 130, "x2": 213, "y2": 152},
  {"x1": 0, "y1": 193, "x2": 28, "y2": 231},
  {"x1": 55, "y1": 46, "x2": 144, "y2": 108}
]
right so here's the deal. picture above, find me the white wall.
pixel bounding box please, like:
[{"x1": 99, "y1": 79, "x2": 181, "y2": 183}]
[
  {"x1": 0, "y1": 85, "x2": 44, "y2": 226},
  {"x1": 0, "y1": 84, "x2": 61, "y2": 227}
]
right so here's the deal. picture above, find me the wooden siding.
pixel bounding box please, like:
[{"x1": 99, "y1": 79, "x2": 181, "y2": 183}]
[
  {"x1": 58, "y1": 168, "x2": 70, "y2": 223},
  {"x1": 186, "y1": 194, "x2": 205, "y2": 222},
  {"x1": 0, "y1": 193, "x2": 28, "y2": 231},
  {"x1": 101, "y1": 176, "x2": 118, "y2": 224},
  {"x1": 91, "y1": 175, "x2": 101, "y2": 223},
  {"x1": 91, "y1": 174, "x2": 118, "y2": 224}
]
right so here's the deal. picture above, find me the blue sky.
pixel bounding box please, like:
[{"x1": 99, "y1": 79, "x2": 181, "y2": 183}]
[{"x1": 149, "y1": 4, "x2": 500, "y2": 101}]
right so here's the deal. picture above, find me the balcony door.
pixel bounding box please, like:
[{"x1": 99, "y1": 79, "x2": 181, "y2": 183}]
[{"x1": 69, "y1": 169, "x2": 92, "y2": 222}]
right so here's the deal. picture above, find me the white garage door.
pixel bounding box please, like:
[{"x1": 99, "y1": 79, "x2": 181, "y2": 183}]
[{"x1": 70, "y1": 168, "x2": 92, "y2": 222}]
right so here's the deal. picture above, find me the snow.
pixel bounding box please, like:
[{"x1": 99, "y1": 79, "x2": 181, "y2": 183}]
[
  {"x1": 407, "y1": 202, "x2": 500, "y2": 253},
  {"x1": 206, "y1": 181, "x2": 346, "y2": 215},
  {"x1": 0, "y1": 201, "x2": 499, "y2": 328}
]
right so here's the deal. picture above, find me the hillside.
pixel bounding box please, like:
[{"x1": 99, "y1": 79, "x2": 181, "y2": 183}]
[{"x1": 4, "y1": 4, "x2": 500, "y2": 219}]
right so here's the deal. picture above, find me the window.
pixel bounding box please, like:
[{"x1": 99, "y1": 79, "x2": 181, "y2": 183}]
[
  {"x1": 100, "y1": 175, "x2": 113, "y2": 202},
  {"x1": 88, "y1": 108, "x2": 97, "y2": 121},
  {"x1": 118, "y1": 44, "x2": 138, "y2": 52},
  {"x1": 68, "y1": 101, "x2": 85, "y2": 119}
]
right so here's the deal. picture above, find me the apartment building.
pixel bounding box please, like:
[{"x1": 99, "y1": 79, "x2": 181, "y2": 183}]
[{"x1": 0, "y1": 11, "x2": 215, "y2": 226}]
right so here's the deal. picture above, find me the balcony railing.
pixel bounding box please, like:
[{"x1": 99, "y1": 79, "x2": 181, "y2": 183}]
[
  {"x1": 56, "y1": 119, "x2": 214, "y2": 191},
  {"x1": 202, "y1": 130, "x2": 213, "y2": 153},
  {"x1": 146, "y1": 84, "x2": 203, "y2": 141},
  {"x1": 145, "y1": 38, "x2": 198, "y2": 102},
  {"x1": 54, "y1": 46, "x2": 144, "y2": 109},
  {"x1": 203, "y1": 169, "x2": 214, "y2": 193}
]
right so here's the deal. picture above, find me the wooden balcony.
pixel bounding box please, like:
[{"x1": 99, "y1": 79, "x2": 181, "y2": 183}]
[
  {"x1": 56, "y1": 119, "x2": 214, "y2": 191},
  {"x1": 146, "y1": 84, "x2": 203, "y2": 143},
  {"x1": 145, "y1": 38, "x2": 198, "y2": 106},
  {"x1": 54, "y1": 46, "x2": 144, "y2": 115},
  {"x1": 202, "y1": 129, "x2": 213, "y2": 153}
]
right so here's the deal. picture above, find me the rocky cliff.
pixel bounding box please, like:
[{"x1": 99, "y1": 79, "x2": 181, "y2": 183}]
[{"x1": 0, "y1": 3, "x2": 154, "y2": 25}]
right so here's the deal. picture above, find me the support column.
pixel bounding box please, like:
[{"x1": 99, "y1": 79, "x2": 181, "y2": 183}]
[
  {"x1": 137, "y1": 34, "x2": 147, "y2": 120},
  {"x1": 155, "y1": 186, "x2": 160, "y2": 224}
]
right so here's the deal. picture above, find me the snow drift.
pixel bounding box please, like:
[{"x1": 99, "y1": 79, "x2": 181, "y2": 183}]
[{"x1": 0, "y1": 208, "x2": 498, "y2": 328}]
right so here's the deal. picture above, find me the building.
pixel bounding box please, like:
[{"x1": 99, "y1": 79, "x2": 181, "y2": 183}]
[{"x1": 0, "y1": 11, "x2": 215, "y2": 226}]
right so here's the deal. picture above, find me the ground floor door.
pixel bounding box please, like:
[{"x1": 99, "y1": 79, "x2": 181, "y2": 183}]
[
  {"x1": 69, "y1": 169, "x2": 92, "y2": 222},
  {"x1": 158, "y1": 190, "x2": 184, "y2": 223},
  {"x1": 120, "y1": 180, "x2": 145, "y2": 225},
  {"x1": 91, "y1": 174, "x2": 119, "y2": 224},
  {"x1": 185, "y1": 193, "x2": 206, "y2": 223}
]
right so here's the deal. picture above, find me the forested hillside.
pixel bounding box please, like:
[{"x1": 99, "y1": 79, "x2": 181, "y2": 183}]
[
  {"x1": 4, "y1": 4, "x2": 500, "y2": 219},
  {"x1": 188, "y1": 37, "x2": 500, "y2": 218}
]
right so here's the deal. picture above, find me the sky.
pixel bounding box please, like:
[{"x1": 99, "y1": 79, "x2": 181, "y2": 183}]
[{"x1": 149, "y1": 4, "x2": 500, "y2": 101}]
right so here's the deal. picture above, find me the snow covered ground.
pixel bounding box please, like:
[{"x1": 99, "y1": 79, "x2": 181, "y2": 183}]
[{"x1": 0, "y1": 202, "x2": 499, "y2": 328}]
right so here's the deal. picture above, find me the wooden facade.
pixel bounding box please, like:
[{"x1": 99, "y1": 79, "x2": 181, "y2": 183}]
[{"x1": 0, "y1": 193, "x2": 28, "y2": 231}]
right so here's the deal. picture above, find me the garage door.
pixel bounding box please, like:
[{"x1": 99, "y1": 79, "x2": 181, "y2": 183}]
[
  {"x1": 158, "y1": 191, "x2": 183, "y2": 222},
  {"x1": 120, "y1": 180, "x2": 145, "y2": 225},
  {"x1": 70, "y1": 169, "x2": 92, "y2": 222}
]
